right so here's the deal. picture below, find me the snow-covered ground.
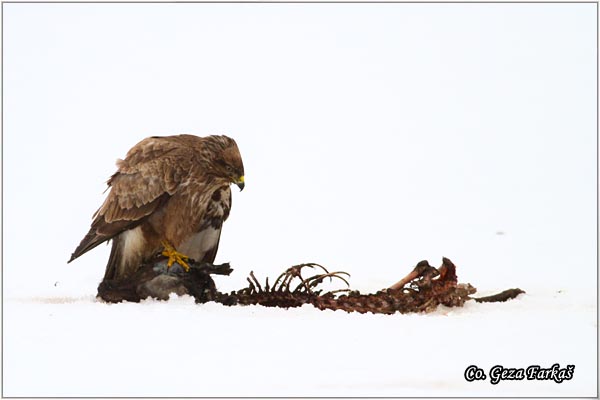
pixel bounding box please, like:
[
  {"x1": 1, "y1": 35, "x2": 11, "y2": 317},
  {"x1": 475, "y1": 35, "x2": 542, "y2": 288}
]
[
  {"x1": 3, "y1": 3, "x2": 597, "y2": 397},
  {"x1": 4, "y1": 288, "x2": 596, "y2": 397}
]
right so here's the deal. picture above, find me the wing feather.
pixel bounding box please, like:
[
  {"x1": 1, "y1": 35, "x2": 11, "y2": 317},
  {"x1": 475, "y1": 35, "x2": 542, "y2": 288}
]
[
  {"x1": 69, "y1": 137, "x2": 193, "y2": 262},
  {"x1": 199, "y1": 186, "x2": 232, "y2": 263}
]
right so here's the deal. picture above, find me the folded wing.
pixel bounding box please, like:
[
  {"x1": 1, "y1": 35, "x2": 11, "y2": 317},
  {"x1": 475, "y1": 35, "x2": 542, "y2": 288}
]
[{"x1": 68, "y1": 137, "x2": 190, "y2": 263}]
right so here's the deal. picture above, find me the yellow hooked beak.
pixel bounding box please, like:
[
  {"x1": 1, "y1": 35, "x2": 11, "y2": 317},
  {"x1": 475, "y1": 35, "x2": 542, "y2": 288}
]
[{"x1": 236, "y1": 175, "x2": 245, "y2": 191}]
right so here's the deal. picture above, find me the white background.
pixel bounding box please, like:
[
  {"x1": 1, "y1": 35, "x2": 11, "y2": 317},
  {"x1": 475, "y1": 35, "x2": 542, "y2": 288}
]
[{"x1": 3, "y1": 3, "x2": 597, "y2": 397}]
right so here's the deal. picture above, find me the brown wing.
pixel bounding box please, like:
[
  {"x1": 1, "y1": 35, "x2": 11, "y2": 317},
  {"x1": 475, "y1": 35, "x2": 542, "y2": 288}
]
[
  {"x1": 68, "y1": 136, "x2": 193, "y2": 263},
  {"x1": 200, "y1": 186, "x2": 232, "y2": 263}
]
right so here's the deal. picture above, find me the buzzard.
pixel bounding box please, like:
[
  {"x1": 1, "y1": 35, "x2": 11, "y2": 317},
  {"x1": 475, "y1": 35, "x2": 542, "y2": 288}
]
[{"x1": 68, "y1": 134, "x2": 245, "y2": 281}]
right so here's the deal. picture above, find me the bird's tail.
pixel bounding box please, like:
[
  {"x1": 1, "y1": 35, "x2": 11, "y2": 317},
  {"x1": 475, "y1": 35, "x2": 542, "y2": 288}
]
[{"x1": 103, "y1": 236, "x2": 123, "y2": 281}]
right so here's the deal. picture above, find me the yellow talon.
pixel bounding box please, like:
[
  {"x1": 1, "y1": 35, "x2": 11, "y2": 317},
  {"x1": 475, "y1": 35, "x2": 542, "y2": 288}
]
[{"x1": 161, "y1": 240, "x2": 190, "y2": 272}]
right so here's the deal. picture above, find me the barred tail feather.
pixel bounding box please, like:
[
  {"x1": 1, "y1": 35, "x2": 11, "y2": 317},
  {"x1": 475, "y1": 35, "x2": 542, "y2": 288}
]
[{"x1": 103, "y1": 235, "x2": 123, "y2": 281}]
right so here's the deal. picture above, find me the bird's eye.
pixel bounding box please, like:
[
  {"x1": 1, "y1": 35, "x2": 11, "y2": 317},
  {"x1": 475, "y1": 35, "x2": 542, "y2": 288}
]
[{"x1": 225, "y1": 165, "x2": 233, "y2": 172}]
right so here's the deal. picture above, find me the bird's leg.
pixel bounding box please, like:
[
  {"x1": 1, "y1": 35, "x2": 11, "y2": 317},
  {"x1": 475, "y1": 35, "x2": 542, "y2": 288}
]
[{"x1": 161, "y1": 240, "x2": 190, "y2": 272}]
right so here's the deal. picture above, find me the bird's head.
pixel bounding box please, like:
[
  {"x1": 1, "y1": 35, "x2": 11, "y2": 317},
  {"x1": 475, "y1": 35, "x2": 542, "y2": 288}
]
[{"x1": 206, "y1": 135, "x2": 245, "y2": 191}]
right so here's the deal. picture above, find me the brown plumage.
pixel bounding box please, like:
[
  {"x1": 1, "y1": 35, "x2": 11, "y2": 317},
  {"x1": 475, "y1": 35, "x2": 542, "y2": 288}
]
[{"x1": 69, "y1": 134, "x2": 245, "y2": 281}]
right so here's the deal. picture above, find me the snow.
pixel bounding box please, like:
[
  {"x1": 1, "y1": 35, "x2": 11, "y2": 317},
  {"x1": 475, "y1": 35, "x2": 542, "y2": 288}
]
[
  {"x1": 2, "y1": 2, "x2": 597, "y2": 397},
  {"x1": 4, "y1": 289, "x2": 596, "y2": 397}
]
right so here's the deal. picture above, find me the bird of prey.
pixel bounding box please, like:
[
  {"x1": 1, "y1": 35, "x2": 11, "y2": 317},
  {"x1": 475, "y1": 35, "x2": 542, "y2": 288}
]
[{"x1": 68, "y1": 134, "x2": 245, "y2": 281}]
